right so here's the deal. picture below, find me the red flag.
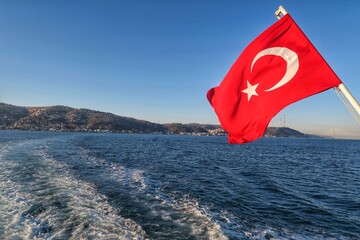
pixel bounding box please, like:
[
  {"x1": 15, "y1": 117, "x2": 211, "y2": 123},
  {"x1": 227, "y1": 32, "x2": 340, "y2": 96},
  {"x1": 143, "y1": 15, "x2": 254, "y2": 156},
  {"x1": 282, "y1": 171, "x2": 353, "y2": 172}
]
[{"x1": 207, "y1": 14, "x2": 342, "y2": 144}]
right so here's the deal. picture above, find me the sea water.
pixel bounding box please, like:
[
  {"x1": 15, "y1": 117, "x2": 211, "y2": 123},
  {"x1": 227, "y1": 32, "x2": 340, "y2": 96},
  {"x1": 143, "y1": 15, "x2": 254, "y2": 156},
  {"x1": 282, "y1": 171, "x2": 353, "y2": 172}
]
[{"x1": 0, "y1": 131, "x2": 359, "y2": 239}]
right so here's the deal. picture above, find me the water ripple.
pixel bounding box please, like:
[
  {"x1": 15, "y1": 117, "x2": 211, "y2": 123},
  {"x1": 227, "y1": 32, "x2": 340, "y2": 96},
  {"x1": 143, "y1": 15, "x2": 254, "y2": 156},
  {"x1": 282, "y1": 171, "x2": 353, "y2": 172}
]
[{"x1": 0, "y1": 132, "x2": 359, "y2": 239}]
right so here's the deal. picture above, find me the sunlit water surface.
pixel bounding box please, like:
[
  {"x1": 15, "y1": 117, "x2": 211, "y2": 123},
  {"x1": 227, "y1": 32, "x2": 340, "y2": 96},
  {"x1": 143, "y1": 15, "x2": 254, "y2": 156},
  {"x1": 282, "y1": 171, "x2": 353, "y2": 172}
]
[{"x1": 0, "y1": 131, "x2": 359, "y2": 239}]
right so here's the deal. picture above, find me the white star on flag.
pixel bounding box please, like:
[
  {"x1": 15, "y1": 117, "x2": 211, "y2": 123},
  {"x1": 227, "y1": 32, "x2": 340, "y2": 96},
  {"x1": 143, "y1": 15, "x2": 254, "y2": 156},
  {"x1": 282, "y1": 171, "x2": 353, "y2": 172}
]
[{"x1": 241, "y1": 80, "x2": 259, "y2": 101}]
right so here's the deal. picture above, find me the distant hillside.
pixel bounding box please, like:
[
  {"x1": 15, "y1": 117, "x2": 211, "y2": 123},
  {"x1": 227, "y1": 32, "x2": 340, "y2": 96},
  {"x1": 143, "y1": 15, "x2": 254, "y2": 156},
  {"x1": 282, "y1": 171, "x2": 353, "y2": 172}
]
[
  {"x1": 0, "y1": 102, "x2": 314, "y2": 138},
  {"x1": 162, "y1": 123, "x2": 221, "y2": 135},
  {"x1": 0, "y1": 102, "x2": 29, "y2": 126},
  {"x1": 0, "y1": 102, "x2": 164, "y2": 133},
  {"x1": 265, "y1": 127, "x2": 317, "y2": 138}
]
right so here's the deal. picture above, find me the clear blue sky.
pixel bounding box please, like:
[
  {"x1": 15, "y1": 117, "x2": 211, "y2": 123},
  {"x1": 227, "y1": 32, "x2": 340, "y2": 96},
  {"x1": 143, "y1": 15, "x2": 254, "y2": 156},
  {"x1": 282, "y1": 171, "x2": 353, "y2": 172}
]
[{"x1": 0, "y1": 1, "x2": 360, "y2": 137}]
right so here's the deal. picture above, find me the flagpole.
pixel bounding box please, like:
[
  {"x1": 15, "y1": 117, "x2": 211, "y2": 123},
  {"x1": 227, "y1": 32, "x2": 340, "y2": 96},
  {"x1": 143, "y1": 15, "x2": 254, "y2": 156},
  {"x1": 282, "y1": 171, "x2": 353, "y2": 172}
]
[
  {"x1": 336, "y1": 84, "x2": 360, "y2": 124},
  {"x1": 275, "y1": 5, "x2": 360, "y2": 126}
]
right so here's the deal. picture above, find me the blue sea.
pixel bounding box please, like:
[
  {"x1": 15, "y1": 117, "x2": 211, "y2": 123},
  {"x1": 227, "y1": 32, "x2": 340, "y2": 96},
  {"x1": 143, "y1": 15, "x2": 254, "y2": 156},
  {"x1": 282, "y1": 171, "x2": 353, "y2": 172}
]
[{"x1": 0, "y1": 131, "x2": 359, "y2": 240}]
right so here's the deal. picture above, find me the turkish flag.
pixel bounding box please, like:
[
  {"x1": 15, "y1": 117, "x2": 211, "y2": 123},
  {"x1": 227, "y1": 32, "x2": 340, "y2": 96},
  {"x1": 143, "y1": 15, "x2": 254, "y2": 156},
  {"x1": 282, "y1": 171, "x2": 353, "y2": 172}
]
[{"x1": 207, "y1": 14, "x2": 342, "y2": 144}]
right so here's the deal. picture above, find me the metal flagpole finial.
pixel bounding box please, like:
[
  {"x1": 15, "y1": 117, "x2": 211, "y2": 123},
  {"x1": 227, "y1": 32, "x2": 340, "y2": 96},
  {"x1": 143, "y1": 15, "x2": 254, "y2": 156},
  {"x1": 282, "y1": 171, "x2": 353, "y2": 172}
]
[{"x1": 275, "y1": 5, "x2": 288, "y2": 19}]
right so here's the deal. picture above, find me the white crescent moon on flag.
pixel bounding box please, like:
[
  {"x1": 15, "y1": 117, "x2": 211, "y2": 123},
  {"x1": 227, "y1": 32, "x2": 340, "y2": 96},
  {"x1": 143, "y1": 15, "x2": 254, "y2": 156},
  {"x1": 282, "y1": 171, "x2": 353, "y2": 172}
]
[{"x1": 251, "y1": 47, "x2": 299, "y2": 92}]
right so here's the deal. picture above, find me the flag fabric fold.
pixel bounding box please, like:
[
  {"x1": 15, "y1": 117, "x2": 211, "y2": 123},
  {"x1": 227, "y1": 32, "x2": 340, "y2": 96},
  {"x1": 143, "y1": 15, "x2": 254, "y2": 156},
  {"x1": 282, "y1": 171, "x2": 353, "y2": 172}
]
[{"x1": 207, "y1": 14, "x2": 342, "y2": 144}]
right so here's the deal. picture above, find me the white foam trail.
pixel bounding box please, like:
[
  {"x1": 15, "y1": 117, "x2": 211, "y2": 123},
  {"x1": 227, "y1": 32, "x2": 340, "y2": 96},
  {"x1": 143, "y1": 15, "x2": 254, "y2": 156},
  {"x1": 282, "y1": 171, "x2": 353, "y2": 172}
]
[
  {"x1": 167, "y1": 194, "x2": 228, "y2": 240},
  {"x1": 78, "y1": 147, "x2": 147, "y2": 191},
  {"x1": 32, "y1": 150, "x2": 147, "y2": 239},
  {"x1": 0, "y1": 139, "x2": 147, "y2": 240},
  {"x1": 0, "y1": 142, "x2": 33, "y2": 237},
  {"x1": 78, "y1": 147, "x2": 228, "y2": 239}
]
